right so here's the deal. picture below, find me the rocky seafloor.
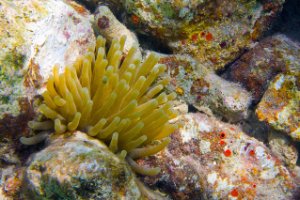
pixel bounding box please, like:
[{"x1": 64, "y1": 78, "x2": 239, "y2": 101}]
[{"x1": 0, "y1": 0, "x2": 299, "y2": 199}]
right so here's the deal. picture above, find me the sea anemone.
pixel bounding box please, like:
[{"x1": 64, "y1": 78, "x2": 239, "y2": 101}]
[{"x1": 23, "y1": 35, "x2": 178, "y2": 175}]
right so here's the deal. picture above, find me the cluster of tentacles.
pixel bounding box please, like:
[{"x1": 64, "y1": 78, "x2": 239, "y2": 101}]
[{"x1": 22, "y1": 35, "x2": 178, "y2": 175}]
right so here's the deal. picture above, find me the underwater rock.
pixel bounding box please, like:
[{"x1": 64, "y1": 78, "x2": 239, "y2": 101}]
[
  {"x1": 0, "y1": 0, "x2": 95, "y2": 120},
  {"x1": 268, "y1": 131, "x2": 298, "y2": 168},
  {"x1": 94, "y1": 5, "x2": 140, "y2": 55},
  {"x1": 159, "y1": 54, "x2": 251, "y2": 121},
  {"x1": 0, "y1": 141, "x2": 20, "y2": 167},
  {"x1": 24, "y1": 131, "x2": 142, "y2": 199},
  {"x1": 138, "y1": 113, "x2": 298, "y2": 199},
  {"x1": 224, "y1": 34, "x2": 300, "y2": 104},
  {"x1": 238, "y1": 111, "x2": 270, "y2": 143},
  {"x1": 122, "y1": 0, "x2": 285, "y2": 70},
  {"x1": 256, "y1": 73, "x2": 300, "y2": 140},
  {"x1": 200, "y1": 73, "x2": 251, "y2": 121},
  {"x1": 0, "y1": 167, "x2": 24, "y2": 199}
]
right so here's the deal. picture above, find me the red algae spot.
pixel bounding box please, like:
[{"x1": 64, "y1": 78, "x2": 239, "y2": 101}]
[
  {"x1": 224, "y1": 149, "x2": 232, "y2": 157},
  {"x1": 219, "y1": 140, "x2": 226, "y2": 145},
  {"x1": 230, "y1": 127, "x2": 235, "y2": 131},
  {"x1": 191, "y1": 33, "x2": 198, "y2": 42},
  {"x1": 206, "y1": 32, "x2": 213, "y2": 41},
  {"x1": 249, "y1": 150, "x2": 255, "y2": 156},
  {"x1": 230, "y1": 188, "x2": 239, "y2": 197},
  {"x1": 131, "y1": 15, "x2": 139, "y2": 25},
  {"x1": 252, "y1": 184, "x2": 257, "y2": 188},
  {"x1": 220, "y1": 132, "x2": 226, "y2": 139},
  {"x1": 201, "y1": 31, "x2": 206, "y2": 37},
  {"x1": 97, "y1": 16, "x2": 110, "y2": 29}
]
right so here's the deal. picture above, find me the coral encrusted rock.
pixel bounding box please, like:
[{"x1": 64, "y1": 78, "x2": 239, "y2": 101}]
[
  {"x1": 137, "y1": 113, "x2": 298, "y2": 199},
  {"x1": 256, "y1": 73, "x2": 300, "y2": 140},
  {"x1": 122, "y1": 0, "x2": 285, "y2": 70},
  {"x1": 159, "y1": 54, "x2": 251, "y2": 121},
  {"x1": 24, "y1": 132, "x2": 142, "y2": 200},
  {"x1": 268, "y1": 131, "x2": 298, "y2": 168}
]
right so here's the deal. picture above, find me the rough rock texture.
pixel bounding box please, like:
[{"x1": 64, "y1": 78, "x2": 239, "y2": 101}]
[
  {"x1": 159, "y1": 54, "x2": 251, "y2": 121},
  {"x1": 138, "y1": 113, "x2": 298, "y2": 199},
  {"x1": 122, "y1": 0, "x2": 285, "y2": 70},
  {"x1": 0, "y1": 0, "x2": 95, "y2": 119},
  {"x1": 256, "y1": 73, "x2": 299, "y2": 140},
  {"x1": 268, "y1": 131, "x2": 298, "y2": 168},
  {"x1": 0, "y1": 167, "x2": 24, "y2": 199},
  {"x1": 224, "y1": 34, "x2": 300, "y2": 104},
  {"x1": 201, "y1": 73, "x2": 251, "y2": 121},
  {"x1": 0, "y1": 138, "x2": 21, "y2": 168},
  {"x1": 24, "y1": 132, "x2": 142, "y2": 200}
]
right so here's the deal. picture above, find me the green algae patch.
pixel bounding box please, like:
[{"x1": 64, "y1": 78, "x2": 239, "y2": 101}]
[{"x1": 0, "y1": 50, "x2": 26, "y2": 118}]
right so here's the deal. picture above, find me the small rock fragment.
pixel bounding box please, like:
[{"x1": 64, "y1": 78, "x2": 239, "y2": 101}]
[{"x1": 1, "y1": 168, "x2": 24, "y2": 199}]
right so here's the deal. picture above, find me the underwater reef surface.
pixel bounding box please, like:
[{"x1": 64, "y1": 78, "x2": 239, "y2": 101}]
[
  {"x1": 139, "y1": 113, "x2": 297, "y2": 199},
  {"x1": 0, "y1": 0, "x2": 299, "y2": 199}
]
